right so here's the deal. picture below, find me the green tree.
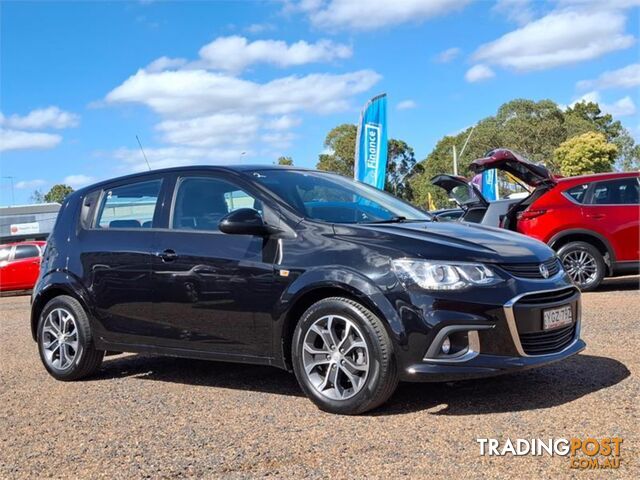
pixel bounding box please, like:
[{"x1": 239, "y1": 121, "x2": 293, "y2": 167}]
[
  {"x1": 30, "y1": 189, "x2": 45, "y2": 203},
  {"x1": 276, "y1": 156, "x2": 293, "y2": 166},
  {"x1": 44, "y1": 184, "x2": 74, "y2": 203},
  {"x1": 408, "y1": 97, "x2": 636, "y2": 210},
  {"x1": 315, "y1": 124, "x2": 420, "y2": 200},
  {"x1": 385, "y1": 139, "x2": 422, "y2": 200},
  {"x1": 613, "y1": 128, "x2": 640, "y2": 172},
  {"x1": 564, "y1": 101, "x2": 623, "y2": 142},
  {"x1": 316, "y1": 124, "x2": 357, "y2": 177},
  {"x1": 553, "y1": 132, "x2": 618, "y2": 177}
]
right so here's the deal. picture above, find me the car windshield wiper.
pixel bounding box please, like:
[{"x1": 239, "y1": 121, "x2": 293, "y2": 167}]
[{"x1": 360, "y1": 216, "x2": 425, "y2": 224}]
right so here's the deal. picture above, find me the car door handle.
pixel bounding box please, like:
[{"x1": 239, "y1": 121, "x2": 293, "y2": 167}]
[
  {"x1": 586, "y1": 213, "x2": 605, "y2": 219},
  {"x1": 156, "y1": 249, "x2": 178, "y2": 262}
]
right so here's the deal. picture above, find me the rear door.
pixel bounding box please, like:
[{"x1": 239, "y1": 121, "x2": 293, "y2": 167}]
[
  {"x1": 0, "y1": 245, "x2": 16, "y2": 290},
  {"x1": 151, "y1": 171, "x2": 282, "y2": 357},
  {"x1": 583, "y1": 176, "x2": 640, "y2": 262},
  {"x1": 79, "y1": 176, "x2": 166, "y2": 345},
  {"x1": 10, "y1": 244, "x2": 42, "y2": 289}
]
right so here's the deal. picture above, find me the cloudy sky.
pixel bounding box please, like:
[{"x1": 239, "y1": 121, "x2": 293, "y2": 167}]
[{"x1": 1, "y1": 0, "x2": 639, "y2": 204}]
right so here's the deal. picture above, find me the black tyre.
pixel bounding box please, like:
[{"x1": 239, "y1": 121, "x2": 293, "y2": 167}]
[
  {"x1": 292, "y1": 297, "x2": 399, "y2": 415},
  {"x1": 558, "y1": 241, "x2": 606, "y2": 292},
  {"x1": 37, "y1": 295, "x2": 104, "y2": 380}
]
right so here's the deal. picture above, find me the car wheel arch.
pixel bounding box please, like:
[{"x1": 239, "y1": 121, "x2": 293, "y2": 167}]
[
  {"x1": 277, "y1": 276, "x2": 404, "y2": 371},
  {"x1": 31, "y1": 281, "x2": 92, "y2": 342},
  {"x1": 548, "y1": 229, "x2": 615, "y2": 274}
]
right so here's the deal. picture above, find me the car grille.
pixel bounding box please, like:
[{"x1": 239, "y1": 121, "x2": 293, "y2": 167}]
[
  {"x1": 515, "y1": 287, "x2": 577, "y2": 306},
  {"x1": 501, "y1": 257, "x2": 561, "y2": 279},
  {"x1": 519, "y1": 324, "x2": 576, "y2": 355}
]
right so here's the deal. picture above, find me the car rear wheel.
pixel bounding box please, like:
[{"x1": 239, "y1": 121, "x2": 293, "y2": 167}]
[
  {"x1": 292, "y1": 297, "x2": 398, "y2": 415},
  {"x1": 37, "y1": 295, "x2": 104, "y2": 380},
  {"x1": 558, "y1": 241, "x2": 605, "y2": 292}
]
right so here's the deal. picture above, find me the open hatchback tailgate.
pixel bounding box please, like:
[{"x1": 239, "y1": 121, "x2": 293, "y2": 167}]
[
  {"x1": 431, "y1": 174, "x2": 488, "y2": 210},
  {"x1": 469, "y1": 149, "x2": 556, "y2": 187}
]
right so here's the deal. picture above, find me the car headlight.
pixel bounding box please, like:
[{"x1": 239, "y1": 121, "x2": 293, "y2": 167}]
[{"x1": 392, "y1": 259, "x2": 502, "y2": 290}]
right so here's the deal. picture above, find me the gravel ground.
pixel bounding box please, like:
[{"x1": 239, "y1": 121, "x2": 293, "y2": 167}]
[{"x1": 1, "y1": 277, "x2": 639, "y2": 479}]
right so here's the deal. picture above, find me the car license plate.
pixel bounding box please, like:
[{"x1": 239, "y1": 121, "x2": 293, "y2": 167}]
[{"x1": 543, "y1": 305, "x2": 573, "y2": 330}]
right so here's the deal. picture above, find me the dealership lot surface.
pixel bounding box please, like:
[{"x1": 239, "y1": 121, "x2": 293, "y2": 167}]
[{"x1": 1, "y1": 278, "x2": 638, "y2": 479}]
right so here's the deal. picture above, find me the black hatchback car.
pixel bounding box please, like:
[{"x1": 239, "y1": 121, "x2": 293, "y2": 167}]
[{"x1": 31, "y1": 166, "x2": 585, "y2": 414}]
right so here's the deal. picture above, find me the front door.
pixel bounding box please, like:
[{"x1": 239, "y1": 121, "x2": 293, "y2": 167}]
[
  {"x1": 153, "y1": 173, "x2": 281, "y2": 358},
  {"x1": 584, "y1": 177, "x2": 640, "y2": 262}
]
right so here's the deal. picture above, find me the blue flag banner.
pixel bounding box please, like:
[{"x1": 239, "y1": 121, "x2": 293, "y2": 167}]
[
  {"x1": 481, "y1": 168, "x2": 499, "y2": 201},
  {"x1": 354, "y1": 94, "x2": 388, "y2": 189}
]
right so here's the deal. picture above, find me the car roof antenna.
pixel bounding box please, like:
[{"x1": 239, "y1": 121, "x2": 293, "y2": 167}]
[{"x1": 136, "y1": 135, "x2": 152, "y2": 171}]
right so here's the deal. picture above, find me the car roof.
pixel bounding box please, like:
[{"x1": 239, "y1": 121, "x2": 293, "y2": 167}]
[
  {"x1": 73, "y1": 165, "x2": 316, "y2": 195},
  {"x1": 557, "y1": 171, "x2": 639, "y2": 185},
  {"x1": 0, "y1": 240, "x2": 46, "y2": 248}
]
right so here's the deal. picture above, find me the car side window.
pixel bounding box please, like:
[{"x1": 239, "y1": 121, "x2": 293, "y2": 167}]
[
  {"x1": 590, "y1": 178, "x2": 640, "y2": 205},
  {"x1": 96, "y1": 179, "x2": 162, "y2": 229},
  {"x1": 564, "y1": 184, "x2": 589, "y2": 204},
  {"x1": 14, "y1": 245, "x2": 40, "y2": 259},
  {"x1": 0, "y1": 247, "x2": 13, "y2": 262},
  {"x1": 172, "y1": 176, "x2": 262, "y2": 232}
]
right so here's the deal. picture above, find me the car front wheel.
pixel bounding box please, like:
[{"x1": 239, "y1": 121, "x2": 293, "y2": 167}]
[
  {"x1": 292, "y1": 297, "x2": 399, "y2": 415},
  {"x1": 558, "y1": 241, "x2": 606, "y2": 291}
]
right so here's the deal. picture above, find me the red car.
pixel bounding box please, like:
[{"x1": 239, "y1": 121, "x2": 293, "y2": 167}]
[
  {"x1": 0, "y1": 241, "x2": 46, "y2": 292},
  {"x1": 432, "y1": 149, "x2": 639, "y2": 291}
]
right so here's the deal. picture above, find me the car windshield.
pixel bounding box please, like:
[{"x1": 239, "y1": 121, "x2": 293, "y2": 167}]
[{"x1": 251, "y1": 170, "x2": 431, "y2": 224}]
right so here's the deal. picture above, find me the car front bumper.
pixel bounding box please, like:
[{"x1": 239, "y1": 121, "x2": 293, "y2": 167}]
[
  {"x1": 403, "y1": 337, "x2": 585, "y2": 382},
  {"x1": 393, "y1": 279, "x2": 585, "y2": 382}
]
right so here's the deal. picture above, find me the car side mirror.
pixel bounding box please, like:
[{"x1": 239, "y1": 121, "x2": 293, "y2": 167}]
[{"x1": 218, "y1": 208, "x2": 280, "y2": 236}]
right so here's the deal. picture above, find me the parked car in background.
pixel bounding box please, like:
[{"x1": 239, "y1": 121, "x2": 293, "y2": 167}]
[
  {"x1": 31, "y1": 166, "x2": 584, "y2": 415},
  {"x1": 0, "y1": 241, "x2": 46, "y2": 292},
  {"x1": 432, "y1": 149, "x2": 640, "y2": 291},
  {"x1": 431, "y1": 208, "x2": 464, "y2": 221}
]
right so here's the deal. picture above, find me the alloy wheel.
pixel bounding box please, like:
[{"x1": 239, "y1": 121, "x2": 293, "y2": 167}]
[
  {"x1": 302, "y1": 315, "x2": 370, "y2": 400},
  {"x1": 562, "y1": 250, "x2": 598, "y2": 287},
  {"x1": 41, "y1": 308, "x2": 79, "y2": 371}
]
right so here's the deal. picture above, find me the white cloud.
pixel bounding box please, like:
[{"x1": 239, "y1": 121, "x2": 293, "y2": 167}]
[
  {"x1": 473, "y1": 9, "x2": 635, "y2": 72},
  {"x1": 156, "y1": 113, "x2": 261, "y2": 147},
  {"x1": 302, "y1": 0, "x2": 469, "y2": 31},
  {"x1": 15, "y1": 179, "x2": 46, "y2": 190},
  {"x1": 245, "y1": 23, "x2": 276, "y2": 34},
  {"x1": 396, "y1": 100, "x2": 417, "y2": 110},
  {"x1": 492, "y1": 0, "x2": 535, "y2": 25},
  {"x1": 435, "y1": 47, "x2": 460, "y2": 63},
  {"x1": 572, "y1": 91, "x2": 637, "y2": 117},
  {"x1": 105, "y1": 34, "x2": 380, "y2": 171},
  {"x1": 194, "y1": 36, "x2": 352, "y2": 73},
  {"x1": 465, "y1": 64, "x2": 495, "y2": 82},
  {"x1": 145, "y1": 56, "x2": 187, "y2": 73},
  {"x1": 106, "y1": 68, "x2": 380, "y2": 118},
  {"x1": 577, "y1": 63, "x2": 640, "y2": 90},
  {"x1": 63, "y1": 174, "x2": 96, "y2": 188},
  {"x1": 1, "y1": 106, "x2": 79, "y2": 130},
  {"x1": 0, "y1": 129, "x2": 61, "y2": 152},
  {"x1": 265, "y1": 115, "x2": 302, "y2": 130},
  {"x1": 112, "y1": 146, "x2": 252, "y2": 172}
]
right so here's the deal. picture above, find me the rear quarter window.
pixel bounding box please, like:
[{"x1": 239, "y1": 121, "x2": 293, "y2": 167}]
[
  {"x1": 563, "y1": 184, "x2": 589, "y2": 204},
  {"x1": 95, "y1": 179, "x2": 162, "y2": 229}
]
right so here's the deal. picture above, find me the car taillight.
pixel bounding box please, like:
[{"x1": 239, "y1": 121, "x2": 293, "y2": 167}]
[{"x1": 519, "y1": 209, "x2": 547, "y2": 220}]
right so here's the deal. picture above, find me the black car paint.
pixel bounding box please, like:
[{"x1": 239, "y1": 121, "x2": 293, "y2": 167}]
[{"x1": 31, "y1": 166, "x2": 584, "y2": 381}]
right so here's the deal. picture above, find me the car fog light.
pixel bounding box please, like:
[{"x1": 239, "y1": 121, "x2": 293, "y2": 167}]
[{"x1": 441, "y1": 336, "x2": 451, "y2": 355}]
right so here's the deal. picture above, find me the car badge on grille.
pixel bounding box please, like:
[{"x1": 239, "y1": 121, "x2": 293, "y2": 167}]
[{"x1": 539, "y1": 263, "x2": 550, "y2": 278}]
